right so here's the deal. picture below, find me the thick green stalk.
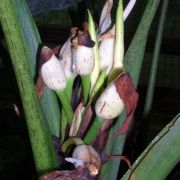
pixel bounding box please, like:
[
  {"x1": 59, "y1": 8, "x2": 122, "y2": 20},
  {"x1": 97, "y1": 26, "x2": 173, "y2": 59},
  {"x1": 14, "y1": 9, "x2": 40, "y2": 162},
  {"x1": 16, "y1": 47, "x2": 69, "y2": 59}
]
[
  {"x1": 60, "y1": 77, "x2": 74, "y2": 143},
  {"x1": 83, "y1": 117, "x2": 105, "y2": 145},
  {"x1": 56, "y1": 90, "x2": 73, "y2": 125},
  {"x1": 11, "y1": 0, "x2": 60, "y2": 137},
  {"x1": 101, "y1": 0, "x2": 161, "y2": 179},
  {"x1": 0, "y1": 0, "x2": 59, "y2": 175},
  {"x1": 122, "y1": 113, "x2": 180, "y2": 180},
  {"x1": 90, "y1": 68, "x2": 107, "y2": 101},
  {"x1": 138, "y1": 0, "x2": 169, "y2": 151}
]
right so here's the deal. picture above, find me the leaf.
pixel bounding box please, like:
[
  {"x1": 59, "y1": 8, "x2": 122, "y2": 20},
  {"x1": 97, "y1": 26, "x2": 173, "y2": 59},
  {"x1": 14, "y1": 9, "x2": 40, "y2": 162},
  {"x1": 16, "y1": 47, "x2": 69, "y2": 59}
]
[
  {"x1": 69, "y1": 102, "x2": 84, "y2": 137},
  {"x1": 0, "y1": 0, "x2": 59, "y2": 174},
  {"x1": 122, "y1": 113, "x2": 180, "y2": 180},
  {"x1": 12, "y1": 0, "x2": 60, "y2": 137},
  {"x1": 100, "y1": 0, "x2": 161, "y2": 179}
]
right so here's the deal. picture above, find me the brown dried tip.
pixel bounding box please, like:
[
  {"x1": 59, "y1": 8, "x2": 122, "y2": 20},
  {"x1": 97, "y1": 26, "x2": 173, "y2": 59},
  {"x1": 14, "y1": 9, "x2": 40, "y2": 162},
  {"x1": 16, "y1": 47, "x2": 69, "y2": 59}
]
[
  {"x1": 93, "y1": 119, "x2": 113, "y2": 152},
  {"x1": 99, "y1": 30, "x2": 114, "y2": 41},
  {"x1": 114, "y1": 72, "x2": 139, "y2": 136},
  {"x1": 40, "y1": 46, "x2": 53, "y2": 66},
  {"x1": 40, "y1": 167, "x2": 91, "y2": 180},
  {"x1": 52, "y1": 45, "x2": 61, "y2": 56},
  {"x1": 78, "y1": 32, "x2": 95, "y2": 48}
]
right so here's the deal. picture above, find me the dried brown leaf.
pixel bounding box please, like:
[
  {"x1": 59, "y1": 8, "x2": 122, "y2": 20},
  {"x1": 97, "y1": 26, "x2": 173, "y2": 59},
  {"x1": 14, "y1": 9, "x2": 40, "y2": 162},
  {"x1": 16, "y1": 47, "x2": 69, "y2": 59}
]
[
  {"x1": 40, "y1": 167, "x2": 92, "y2": 180},
  {"x1": 77, "y1": 105, "x2": 93, "y2": 138},
  {"x1": 114, "y1": 72, "x2": 139, "y2": 136}
]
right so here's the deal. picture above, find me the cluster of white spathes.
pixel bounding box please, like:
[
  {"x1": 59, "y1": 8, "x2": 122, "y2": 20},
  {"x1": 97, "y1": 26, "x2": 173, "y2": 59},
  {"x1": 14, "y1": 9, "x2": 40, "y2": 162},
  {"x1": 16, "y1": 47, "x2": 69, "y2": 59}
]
[{"x1": 40, "y1": 0, "x2": 136, "y2": 119}]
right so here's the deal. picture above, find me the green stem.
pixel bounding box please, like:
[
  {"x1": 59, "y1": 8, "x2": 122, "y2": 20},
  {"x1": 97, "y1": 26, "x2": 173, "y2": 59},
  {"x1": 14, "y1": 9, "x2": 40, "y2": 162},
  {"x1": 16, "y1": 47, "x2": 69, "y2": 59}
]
[
  {"x1": 81, "y1": 75, "x2": 90, "y2": 105},
  {"x1": 66, "y1": 77, "x2": 75, "y2": 100},
  {"x1": 0, "y1": 0, "x2": 59, "y2": 175},
  {"x1": 90, "y1": 68, "x2": 107, "y2": 101},
  {"x1": 83, "y1": 116, "x2": 106, "y2": 144},
  {"x1": 61, "y1": 137, "x2": 84, "y2": 154},
  {"x1": 60, "y1": 109, "x2": 68, "y2": 143},
  {"x1": 60, "y1": 77, "x2": 74, "y2": 143},
  {"x1": 56, "y1": 90, "x2": 73, "y2": 125}
]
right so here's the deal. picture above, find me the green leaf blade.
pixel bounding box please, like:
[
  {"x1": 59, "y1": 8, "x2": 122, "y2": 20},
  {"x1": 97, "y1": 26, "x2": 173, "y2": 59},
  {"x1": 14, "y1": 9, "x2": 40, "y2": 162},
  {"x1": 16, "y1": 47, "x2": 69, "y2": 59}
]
[
  {"x1": 12, "y1": 0, "x2": 61, "y2": 137},
  {"x1": 0, "y1": 0, "x2": 59, "y2": 174},
  {"x1": 122, "y1": 113, "x2": 180, "y2": 180}
]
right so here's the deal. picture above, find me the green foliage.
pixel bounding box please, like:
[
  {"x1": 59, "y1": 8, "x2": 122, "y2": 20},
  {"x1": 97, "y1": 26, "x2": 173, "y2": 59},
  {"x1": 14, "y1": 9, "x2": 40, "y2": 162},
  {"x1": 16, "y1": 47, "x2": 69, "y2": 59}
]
[
  {"x1": 122, "y1": 113, "x2": 180, "y2": 180},
  {"x1": 0, "y1": 0, "x2": 59, "y2": 175}
]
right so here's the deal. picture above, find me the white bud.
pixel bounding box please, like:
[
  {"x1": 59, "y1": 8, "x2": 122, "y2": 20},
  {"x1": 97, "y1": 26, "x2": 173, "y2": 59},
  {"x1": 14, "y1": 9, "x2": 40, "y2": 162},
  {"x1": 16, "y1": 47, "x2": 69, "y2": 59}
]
[
  {"x1": 95, "y1": 82, "x2": 124, "y2": 119},
  {"x1": 41, "y1": 54, "x2": 67, "y2": 91},
  {"x1": 73, "y1": 46, "x2": 94, "y2": 75},
  {"x1": 99, "y1": 37, "x2": 114, "y2": 75},
  {"x1": 60, "y1": 39, "x2": 75, "y2": 79}
]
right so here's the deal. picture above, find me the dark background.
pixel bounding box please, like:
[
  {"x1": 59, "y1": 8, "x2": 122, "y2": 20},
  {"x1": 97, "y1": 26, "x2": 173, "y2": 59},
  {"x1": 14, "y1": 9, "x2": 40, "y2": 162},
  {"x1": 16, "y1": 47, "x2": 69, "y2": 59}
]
[{"x1": 0, "y1": 0, "x2": 180, "y2": 179}]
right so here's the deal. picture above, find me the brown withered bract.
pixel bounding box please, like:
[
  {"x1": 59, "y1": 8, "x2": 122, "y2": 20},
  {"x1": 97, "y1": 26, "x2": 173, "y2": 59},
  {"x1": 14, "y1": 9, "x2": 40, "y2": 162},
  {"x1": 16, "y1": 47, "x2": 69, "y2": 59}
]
[
  {"x1": 71, "y1": 29, "x2": 95, "y2": 48},
  {"x1": 36, "y1": 47, "x2": 54, "y2": 98},
  {"x1": 93, "y1": 119, "x2": 113, "y2": 152},
  {"x1": 40, "y1": 46, "x2": 53, "y2": 66},
  {"x1": 78, "y1": 32, "x2": 95, "y2": 47},
  {"x1": 114, "y1": 72, "x2": 139, "y2": 136},
  {"x1": 40, "y1": 167, "x2": 93, "y2": 180},
  {"x1": 77, "y1": 105, "x2": 93, "y2": 138}
]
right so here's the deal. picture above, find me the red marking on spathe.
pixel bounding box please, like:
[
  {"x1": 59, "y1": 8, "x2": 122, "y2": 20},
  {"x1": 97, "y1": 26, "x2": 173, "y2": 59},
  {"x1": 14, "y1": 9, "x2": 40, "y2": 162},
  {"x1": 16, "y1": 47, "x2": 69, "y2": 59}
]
[{"x1": 100, "y1": 101, "x2": 106, "y2": 114}]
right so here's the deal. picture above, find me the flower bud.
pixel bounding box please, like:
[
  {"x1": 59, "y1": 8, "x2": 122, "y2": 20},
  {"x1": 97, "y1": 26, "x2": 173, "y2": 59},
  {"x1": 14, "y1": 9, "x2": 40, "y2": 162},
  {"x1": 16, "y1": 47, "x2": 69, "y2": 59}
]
[
  {"x1": 40, "y1": 46, "x2": 67, "y2": 91},
  {"x1": 99, "y1": 28, "x2": 115, "y2": 75},
  {"x1": 72, "y1": 145, "x2": 101, "y2": 176},
  {"x1": 71, "y1": 31, "x2": 95, "y2": 75},
  {"x1": 59, "y1": 38, "x2": 75, "y2": 79},
  {"x1": 95, "y1": 82, "x2": 124, "y2": 119}
]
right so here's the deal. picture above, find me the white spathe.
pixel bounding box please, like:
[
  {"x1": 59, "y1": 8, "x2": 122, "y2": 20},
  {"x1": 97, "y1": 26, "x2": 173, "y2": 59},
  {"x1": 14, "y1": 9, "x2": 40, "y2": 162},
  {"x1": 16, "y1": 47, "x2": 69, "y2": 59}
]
[
  {"x1": 95, "y1": 82, "x2": 124, "y2": 119},
  {"x1": 99, "y1": 37, "x2": 114, "y2": 75},
  {"x1": 73, "y1": 46, "x2": 94, "y2": 75},
  {"x1": 41, "y1": 54, "x2": 67, "y2": 91},
  {"x1": 60, "y1": 38, "x2": 75, "y2": 79}
]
